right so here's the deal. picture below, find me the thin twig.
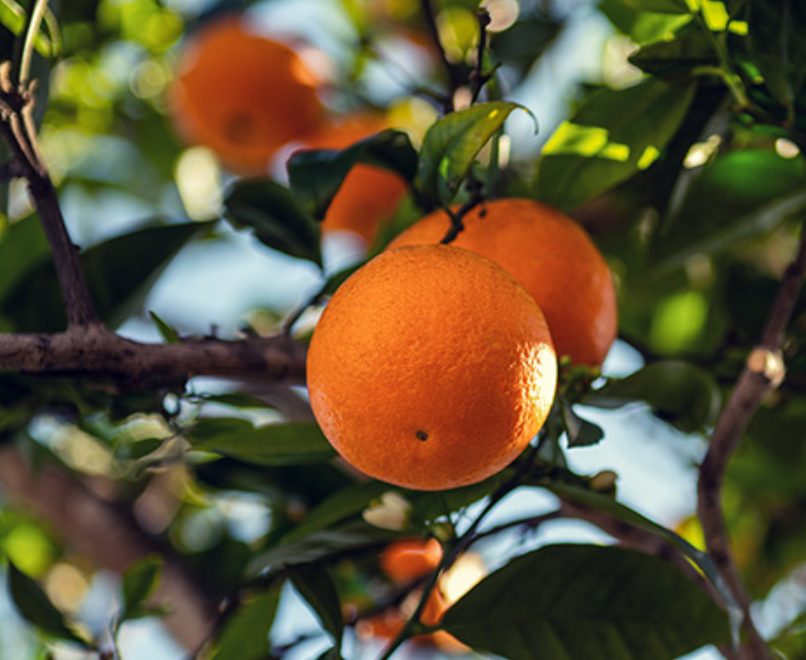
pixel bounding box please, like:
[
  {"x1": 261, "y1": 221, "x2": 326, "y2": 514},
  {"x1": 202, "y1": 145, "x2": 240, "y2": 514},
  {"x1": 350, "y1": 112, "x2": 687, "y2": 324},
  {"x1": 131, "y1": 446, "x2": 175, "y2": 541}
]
[
  {"x1": 469, "y1": 9, "x2": 492, "y2": 104},
  {"x1": 418, "y1": 0, "x2": 462, "y2": 113},
  {"x1": 0, "y1": 66, "x2": 99, "y2": 328},
  {"x1": 439, "y1": 178, "x2": 486, "y2": 245},
  {"x1": 697, "y1": 224, "x2": 806, "y2": 660}
]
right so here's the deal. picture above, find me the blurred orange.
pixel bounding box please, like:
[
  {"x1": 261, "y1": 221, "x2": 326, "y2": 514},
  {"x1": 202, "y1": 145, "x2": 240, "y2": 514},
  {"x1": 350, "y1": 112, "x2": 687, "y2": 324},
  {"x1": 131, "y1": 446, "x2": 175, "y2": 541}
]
[
  {"x1": 170, "y1": 15, "x2": 325, "y2": 174},
  {"x1": 379, "y1": 538, "x2": 443, "y2": 584},
  {"x1": 300, "y1": 114, "x2": 408, "y2": 247}
]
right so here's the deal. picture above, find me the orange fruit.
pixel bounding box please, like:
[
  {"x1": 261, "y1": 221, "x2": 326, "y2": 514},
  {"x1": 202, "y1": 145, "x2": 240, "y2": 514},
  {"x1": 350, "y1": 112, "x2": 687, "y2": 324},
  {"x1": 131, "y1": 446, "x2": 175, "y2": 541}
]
[
  {"x1": 300, "y1": 115, "x2": 408, "y2": 247},
  {"x1": 170, "y1": 15, "x2": 324, "y2": 174},
  {"x1": 379, "y1": 538, "x2": 443, "y2": 583},
  {"x1": 387, "y1": 199, "x2": 618, "y2": 367},
  {"x1": 416, "y1": 587, "x2": 468, "y2": 654},
  {"x1": 306, "y1": 244, "x2": 557, "y2": 491}
]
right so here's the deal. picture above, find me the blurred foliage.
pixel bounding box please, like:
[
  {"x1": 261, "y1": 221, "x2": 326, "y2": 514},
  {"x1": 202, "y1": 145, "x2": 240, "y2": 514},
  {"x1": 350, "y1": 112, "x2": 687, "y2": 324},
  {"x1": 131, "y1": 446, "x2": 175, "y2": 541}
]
[{"x1": 0, "y1": 0, "x2": 805, "y2": 659}]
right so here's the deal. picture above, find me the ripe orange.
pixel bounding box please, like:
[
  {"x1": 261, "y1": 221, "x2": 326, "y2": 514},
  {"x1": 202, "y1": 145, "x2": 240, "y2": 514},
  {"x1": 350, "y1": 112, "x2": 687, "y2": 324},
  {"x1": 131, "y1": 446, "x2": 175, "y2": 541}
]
[
  {"x1": 170, "y1": 16, "x2": 324, "y2": 174},
  {"x1": 306, "y1": 244, "x2": 557, "y2": 491},
  {"x1": 379, "y1": 538, "x2": 443, "y2": 583},
  {"x1": 387, "y1": 199, "x2": 618, "y2": 367},
  {"x1": 300, "y1": 114, "x2": 408, "y2": 247}
]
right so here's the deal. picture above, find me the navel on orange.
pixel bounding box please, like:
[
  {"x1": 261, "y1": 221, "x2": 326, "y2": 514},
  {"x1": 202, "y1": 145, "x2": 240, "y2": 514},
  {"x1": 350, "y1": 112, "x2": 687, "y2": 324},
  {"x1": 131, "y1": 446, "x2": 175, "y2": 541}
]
[
  {"x1": 306, "y1": 244, "x2": 557, "y2": 491},
  {"x1": 170, "y1": 16, "x2": 324, "y2": 174},
  {"x1": 388, "y1": 199, "x2": 618, "y2": 367}
]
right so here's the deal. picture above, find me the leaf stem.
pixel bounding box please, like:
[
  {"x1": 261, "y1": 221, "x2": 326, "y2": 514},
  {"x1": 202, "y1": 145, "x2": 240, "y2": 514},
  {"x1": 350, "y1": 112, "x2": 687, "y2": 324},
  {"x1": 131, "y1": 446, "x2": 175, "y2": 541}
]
[
  {"x1": 691, "y1": 12, "x2": 749, "y2": 108},
  {"x1": 19, "y1": 0, "x2": 49, "y2": 85}
]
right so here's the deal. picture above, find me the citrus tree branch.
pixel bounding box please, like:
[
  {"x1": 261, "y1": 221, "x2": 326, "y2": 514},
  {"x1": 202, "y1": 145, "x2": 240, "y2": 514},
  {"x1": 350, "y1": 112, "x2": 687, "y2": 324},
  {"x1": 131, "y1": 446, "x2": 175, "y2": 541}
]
[
  {"x1": 697, "y1": 223, "x2": 806, "y2": 660},
  {"x1": 0, "y1": 326, "x2": 308, "y2": 389},
  {"x1": 0, "y1": 65, "x2": 99, "y2": 329},
  {"x1": 0, "y1": 445, "x2": 217, "y2": 650},
  {"x1": 418, "y1": 0, "x2": 462, "y2": 113}
]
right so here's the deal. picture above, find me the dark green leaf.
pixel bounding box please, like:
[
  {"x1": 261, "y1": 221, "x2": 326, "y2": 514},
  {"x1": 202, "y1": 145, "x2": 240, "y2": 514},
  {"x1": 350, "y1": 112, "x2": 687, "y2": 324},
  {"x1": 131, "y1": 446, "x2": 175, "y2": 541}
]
[
  {"x1": 288, "y1": 563, "x2": 344, "y2": 646},
  {"x1": 584, "y1": 360, "x2": 722, "y2": 433},
  {"x1": 415, "y1": 102, "x2": 528, "y2": 204},
  {"x1": 188, "y1": 421, "x2": 337, "y2": 466},
  {"x1": 200, "y1": 393, "x2": 277, "y2": 409},
  {"x1": 747, "y1": 0, "x2": 806, "y2": 115},
  {"x1": 489, "y1": 16, "x2": 563, "y2": 77},
  {"x1": 539, "y1": 482, "x2": 729, "y2": 602},
  {"x1": 629, "y1": 25, "x2": 717, "y2": 74},
  {"x1": 535, "y1": 77, "x2": 696, "y2": 210},
  {"x1": 7, "y1": 562, "x2": 89, "y2": 645},
  {"x1": 121, "y1": 555, "x2": 163, "y2": 620},
  {"x1": 190, "y1": 417, "x2": 255, "y2": 442},
  {"x1": 249, "y1": 519, "x2": 400, "y2": 573},
  {"x1": 1, "y1": 221, "x2": 209, "y2": 332},
  {"x1": 652, "y1": 150, "x2": 806, "y2": 273},
  {"x1": 442, "y1": 544, "x2": 731, "y2": 660},
  {"x1": 275, "y1": 481, "x2": 393, "y2": 547},
  {"x1": 149, "y1": 311, "x2": 180, "y2": 344},
  {"x1": 559, "y1": 398, "x2": 605, "y2": 447},
  {"x1": 288, "y1": 129, "x2": 416, "y2": 220},
  {"x1": 223, "y1": 179, "x2": 322, "y2": 267},
  {"x1": 209, "y1": 585, "x2": 281, "y2": 660}
]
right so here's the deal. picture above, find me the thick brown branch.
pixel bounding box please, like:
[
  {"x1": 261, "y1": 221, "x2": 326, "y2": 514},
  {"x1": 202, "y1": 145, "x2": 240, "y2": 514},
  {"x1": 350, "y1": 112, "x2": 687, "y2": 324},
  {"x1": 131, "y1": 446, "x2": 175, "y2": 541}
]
[
  {"x1": 0, "y1": 446, "x2": 217, "y2": 650},
  {"x1": 0, "y1": 326, "x2": 308, "y2": 389},
  {"x1": 697, "y1": 225, "x2": 806, "y2": 660}
]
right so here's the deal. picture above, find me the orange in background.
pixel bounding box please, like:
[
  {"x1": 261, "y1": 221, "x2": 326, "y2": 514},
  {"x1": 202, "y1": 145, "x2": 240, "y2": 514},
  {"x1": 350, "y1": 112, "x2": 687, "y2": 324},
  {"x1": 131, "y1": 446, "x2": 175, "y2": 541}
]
[
  {"x1": 300, "y1": 114, "x2": 408, "y2": 247},
  {"x1": 379, "y1": 538, "x2": 443, "y2": 584},
  {"x1": 170, "y1": 15, "x2": 325, "y2": 174}
]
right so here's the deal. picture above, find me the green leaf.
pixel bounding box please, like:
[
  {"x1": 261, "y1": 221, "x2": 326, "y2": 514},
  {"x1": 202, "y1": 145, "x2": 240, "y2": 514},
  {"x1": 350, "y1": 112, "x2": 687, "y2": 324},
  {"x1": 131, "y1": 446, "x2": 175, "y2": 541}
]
[
  {"x1": 584, "y1": 360, "x2": 722, "y2": 433},
  {"x1": 275, "y1": 481, "x2": 393, "y2": 546},
  {"x1": 209, "y1": 585, "x2": 281, "y2": 660},
  {"x1": 653, "y1": 150, "x2": 806, "y2": 273},
  {"x1": 629, "y1": 25, "x2": 718, "y2": 74},
  {"x1": 747, "y1": 0, "x2": 806, "y2": 116},
  {"x1": 188, "y1": 421, "x2": 337, "y2": 466},
  {"x1": 489, "y1": 15, "x2": 563, "y2": 77},
  {"x1": 535, "y1": 77, "x2": 696, "y2": 210},
  {"x1": 223, "y1": 179, "x2": 322, "y2": 267},
  {"x1": 288, "y1": 129, "x2": 416, "y2": 220},
  {"x1": 614, "y1": 0, "x2": 690, "y2": 13},
  {"x1": 415, "y1": 101, "x2": 528, "y2": 204},
  {"x1": 288, "y1": 563, "x2": 344, "y2": 647},
  {"x1": 7, "y1": 562, "x2": 89, "y2": 645},
  {"x1": 249, "y1": 519, "x2": 400, "y2": 573},
  {"x1": 540, "y1": 481, "x2": 726, "y2": 595},
  {"x1": 121, "y1": 555, "x2": 163, "y2": 620},
  {"x1": 1, "y1": 221, "x2": 208, "y2": 332},
  {"x1": 149, "y1": 311, "x2": 180, "y2": 344},
  {"x1": 441, "y1": 544, "x2": 731, "y2": 660},
  {"x1": 599, "y1": 0, "x2": 692, "y2": 44},
  {"x1": 559, "y1": 398, "x2": 605, "y2": 447}
]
